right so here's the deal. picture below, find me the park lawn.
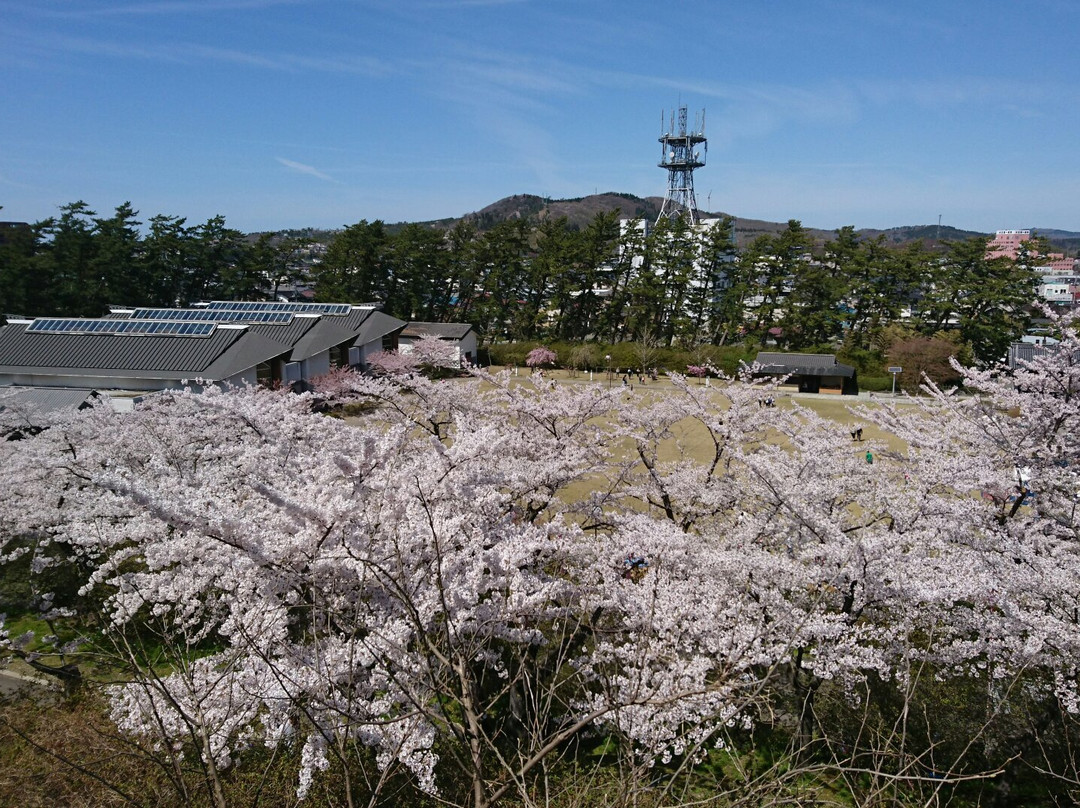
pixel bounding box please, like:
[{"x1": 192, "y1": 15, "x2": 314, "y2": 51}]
[
  {"x1": 496, "y1": 365, "x2": 907, "y2": 451},
  {"x1": 542, "y1": 379, "x2": 913, "y2": 518}
]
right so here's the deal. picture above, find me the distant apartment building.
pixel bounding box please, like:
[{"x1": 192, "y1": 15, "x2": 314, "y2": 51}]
[
  {"x1": 987, "y1": 229, "x2": 1077, "y2": 306},
  {"x1": 986, "y1": 229, "x2": 1032, "y2": 260},
  {"x1": 987, "y1": 229, "x2": 1073, "y2": 271}
]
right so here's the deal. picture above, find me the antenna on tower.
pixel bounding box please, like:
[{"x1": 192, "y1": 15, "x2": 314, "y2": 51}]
[{"x1": 656, "y1": 104, "x2": 707, "y2": 225}]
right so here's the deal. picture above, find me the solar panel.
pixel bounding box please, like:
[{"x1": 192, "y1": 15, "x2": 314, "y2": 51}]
[
  {"x1": 132, "y1": 308, "x2": 293, "y2": 324},
  {"x1": 206, "y1": 301, "x2": 352, "y2": 316},
  {"x1": 26, "y1": 318, "x2": 216, "y2": 337}
]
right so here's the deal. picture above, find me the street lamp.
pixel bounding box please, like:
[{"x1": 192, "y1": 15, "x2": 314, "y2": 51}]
[{"x1": 605, "y1": 354, "x2": 612, "y2": 388}]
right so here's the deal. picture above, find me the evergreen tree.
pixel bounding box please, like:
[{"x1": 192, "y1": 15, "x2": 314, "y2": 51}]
[
  {"x1": 686, "y1": 215, "x2": 738, "y2": 345},
  {"x1": 523, "y1": 216, "x2": 570, "y2": 340},
  {"x1": 842, "y1": 233, "x2": 925, "y2": 350},
  {"x1": 557, "y1": 210, "x2": 621, "y2": 341},
  {"x1": 0, "y1": 221, "x2": 46, "y2": 315},
  {"x1": 191, "y1": 215, "x2": 250, "y2": 303},
  {"x1": 315, "y1": 219, "x2": 390, "y2": 303},
  {"x1": 917, "y1": 236, "x2": 1037, "y2": 364},
  {"x1": 386, "y1": 223, "x2": 451, "y2": 320},
  {"x1": 48, "y1": 201, "x2": 99, "y2": 315},
  {"x1": 443, "y1": 220, "x2": 481, "y2": 322},
  {"x1": 141, "y1": 214, "x2": 195, "y2": 307},
  {"x1": 89, "y1": 202, "x2": 143, "y2": 311},
  {"x1": 598, "y1": 218, "x2": 647, "y2": 343}
]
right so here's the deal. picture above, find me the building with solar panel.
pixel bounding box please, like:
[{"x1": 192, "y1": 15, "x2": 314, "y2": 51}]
[{"x1": 0, "y1": 302, "x2": 410, "y2": 407}]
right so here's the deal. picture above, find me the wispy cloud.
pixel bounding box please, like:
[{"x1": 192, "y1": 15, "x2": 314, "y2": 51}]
[
  {"x1": 0, "y1": 170, "x2": 40, "y2": 191},
  {"x1": 26, "y1": 0, "x2": 307, "y2": 18},
  {"x1": 183, "y1": 44, "x2": 391, "y2": 75},
  {"x1": 5, "y1": 26, "x2": 392, "y2": 76},
  {"x1": 416, "y1": 0, "x2": 527, "y2": 7},
  {"x1": 276, "y1": 158, "x2": 339, "y2": 183}
]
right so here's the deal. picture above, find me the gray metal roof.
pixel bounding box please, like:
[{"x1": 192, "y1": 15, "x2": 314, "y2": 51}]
[
  {"x1": 288, "y1": 317, "x2": 364, "y2": 361},
  {"x1": 246, "y1": 316, "x2": 321, "y2": 353},
  {"x1": 754, "y1": 352, "x2": 856, "y2": 378},
  {"x1": 1008, "y1": 341, "x2": 1080, "y2": 370},
  {"x1": 0, "y1": 386, "x2": 98, "y2": 417},
  {"x1": 401, "y1": 322, "x2": 474, "y2": 340},
  {"x1": 0, "y1": 322, "x2": 288, "y2": 381},
  {"x1": 337, "y1": 306, "x2": 379, "y2": 331},
  {"x1": 0, "y1": 304, "x2": 411, "y2": 388},
  {"x1": 356, "y1": 310, "x2": 407, "y2": 344}
]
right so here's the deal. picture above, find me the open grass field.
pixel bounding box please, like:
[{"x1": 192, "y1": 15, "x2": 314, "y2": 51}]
[{"x1": 489, "y1": 365, "x2": 912, "y2": 454}]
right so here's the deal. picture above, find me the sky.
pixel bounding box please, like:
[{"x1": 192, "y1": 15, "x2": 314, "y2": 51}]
[{"x1": 2, "y1": 0, "x2": 1079, "y2": 235}]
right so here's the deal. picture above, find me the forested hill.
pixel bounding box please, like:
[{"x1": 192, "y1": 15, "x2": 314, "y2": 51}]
[{"x1": 394, "y1": 192, "x2": 993, "y2": 249}]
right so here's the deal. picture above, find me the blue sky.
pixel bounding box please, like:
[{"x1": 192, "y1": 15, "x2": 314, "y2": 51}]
[{"x1": 2, "y1": 0, "x2": 1079, "y2": 234}]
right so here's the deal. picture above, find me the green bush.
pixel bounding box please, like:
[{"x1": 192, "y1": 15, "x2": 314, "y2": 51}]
[
  {"x1": 859, "y1": 375, "x2": 894, "y2": 392},
  {"x1": 485, "y1": 343, "x2": 532, "y2": 367},
  {"x1": 481, "y1": 341, "x2": 770, "y2": 378},
  {"x1": 836, "y1": 345, "x2": 886, "y2": 376}
]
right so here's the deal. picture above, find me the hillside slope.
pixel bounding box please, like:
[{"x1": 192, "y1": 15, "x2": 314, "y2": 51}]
[{"x1": 390, "y1": 192, "x2": 1077, "y2": 252}]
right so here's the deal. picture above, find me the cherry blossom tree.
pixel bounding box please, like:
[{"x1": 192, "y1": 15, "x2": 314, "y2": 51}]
[
  {"x1": 406, "y1": 333, "x2": 460, "y2": 371},
  {"x1": 367, "y1": 335, "x2": 460, "y2": 378},
  {"x1": 4, "y1": 324, "x2": 1080, "y2": 805},
  {"x1": 524, "y1": 346, "x2": 556, "y2": 370},
  {"x1": 364, "y1": 347, "x2": 419, "y2": 376}
]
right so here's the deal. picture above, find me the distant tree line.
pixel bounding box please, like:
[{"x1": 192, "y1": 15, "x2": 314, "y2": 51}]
[
  {"x1": 1, "y1": 202, "x2": 1045, "y2": 365},
  {"x1": 0, "y1": 201, "x2": 310, "y2": 317},
  {"x1": 314, "y1": 214, "x2": 1042, "y2": 365}
]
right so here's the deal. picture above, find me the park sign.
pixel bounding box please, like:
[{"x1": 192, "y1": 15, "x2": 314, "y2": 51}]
[{"x1": 888, "y1": 366, "x2": 902, "y2": 395}]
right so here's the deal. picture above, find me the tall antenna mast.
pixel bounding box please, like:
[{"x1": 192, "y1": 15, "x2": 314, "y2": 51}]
[{"x1": 656, "y1": 105, "x2": 707, "y2": 225}]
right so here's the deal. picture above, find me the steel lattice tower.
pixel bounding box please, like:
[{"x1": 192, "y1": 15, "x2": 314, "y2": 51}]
[{"x1": 656, "y1": 105, "x2": 707, "y2": 225}]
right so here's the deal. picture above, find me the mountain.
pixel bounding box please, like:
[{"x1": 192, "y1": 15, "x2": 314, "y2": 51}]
[
  {"x1": 1028, "y1": 228, "x2": 1080, "y2": 254},
  {"x1": 392, "y1": 193, "x2": 1076, "y2": 252},
  {"x1": 400, "y1": 193, "x2": 663, "y2": 234}
]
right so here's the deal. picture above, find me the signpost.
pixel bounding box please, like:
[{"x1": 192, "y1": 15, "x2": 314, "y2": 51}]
[{"x1": 888, "y1": 366, "x2": 902, "y2": 396}]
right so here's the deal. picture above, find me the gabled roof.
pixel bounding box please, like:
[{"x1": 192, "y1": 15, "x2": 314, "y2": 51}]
[
  {"x1": 356, "y1": 310, "x2": 407, "y2": 344},
  {"x1": 286, "y1": 309, "x2": 386, "y2": 361},
  {"x1": 0, "y1": 321, "x2": 288, "y2": 382},
  {"x1": 106, "y1": 304, "x2": 402, "y2": 362},
  {"x1": 754, "y1": 352, "x2": 856, "y2": 378},
  {"x1": 401, "y1": 322, "x2": 474, "y2": 340},
  {"x1": 0, "y1": 304, "x2": 414, "y2": 389},
  {"x1": 246, "y1": 315, "x2": 323, "y2": 356}
]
